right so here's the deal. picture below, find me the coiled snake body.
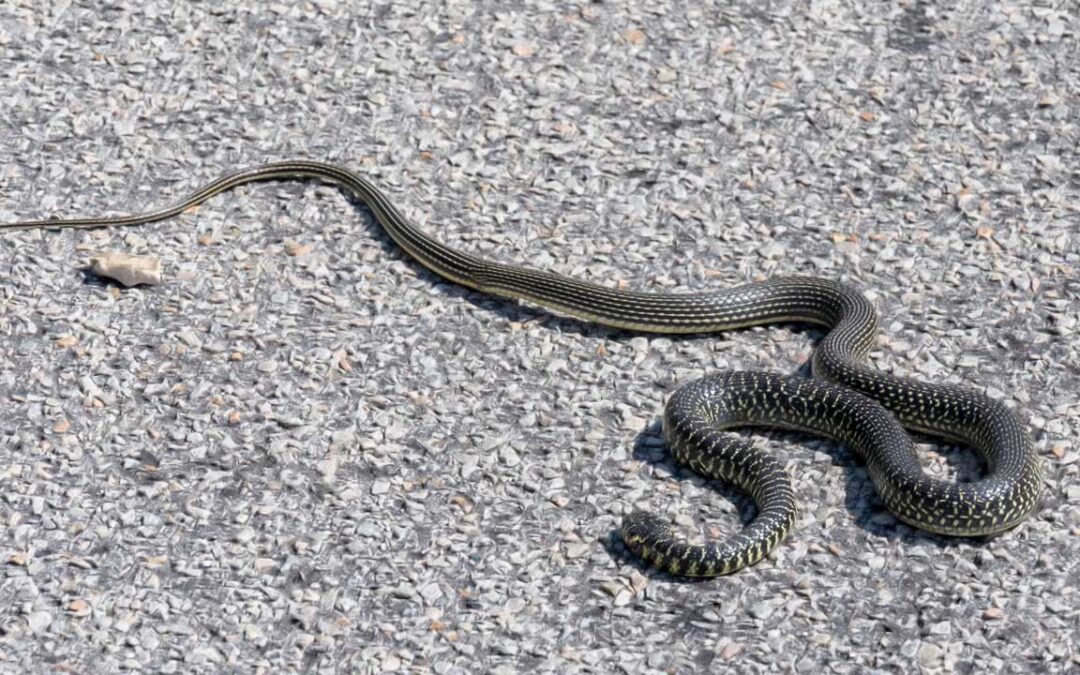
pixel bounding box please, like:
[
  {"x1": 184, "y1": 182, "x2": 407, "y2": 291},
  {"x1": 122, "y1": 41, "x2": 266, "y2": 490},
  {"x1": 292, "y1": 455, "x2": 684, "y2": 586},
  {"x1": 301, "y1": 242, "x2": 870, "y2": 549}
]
[{"x1": 2, "y1": 160, "x2": 1043, "y2": 576}]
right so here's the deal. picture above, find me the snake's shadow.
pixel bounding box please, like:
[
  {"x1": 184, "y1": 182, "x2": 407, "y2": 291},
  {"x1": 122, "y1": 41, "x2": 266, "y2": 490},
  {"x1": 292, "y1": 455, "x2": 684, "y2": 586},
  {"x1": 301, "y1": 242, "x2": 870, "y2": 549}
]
[{"x1": 603, "y1": 387, "x2": 992, "y2": 582}]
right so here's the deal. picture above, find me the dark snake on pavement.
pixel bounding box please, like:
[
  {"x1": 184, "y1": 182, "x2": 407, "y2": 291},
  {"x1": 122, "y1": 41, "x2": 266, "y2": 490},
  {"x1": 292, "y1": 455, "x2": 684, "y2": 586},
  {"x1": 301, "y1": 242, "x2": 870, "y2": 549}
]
[{"x1": 2, "y1": 160, "x2": 1043, "y2": 576}]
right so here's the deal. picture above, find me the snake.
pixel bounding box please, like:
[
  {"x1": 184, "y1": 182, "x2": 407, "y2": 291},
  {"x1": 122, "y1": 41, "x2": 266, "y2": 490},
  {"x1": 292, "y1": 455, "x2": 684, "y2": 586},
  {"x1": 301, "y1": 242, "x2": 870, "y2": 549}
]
[{"x1": 1, "y1": 159, "x2": 1043, "y2": 576}]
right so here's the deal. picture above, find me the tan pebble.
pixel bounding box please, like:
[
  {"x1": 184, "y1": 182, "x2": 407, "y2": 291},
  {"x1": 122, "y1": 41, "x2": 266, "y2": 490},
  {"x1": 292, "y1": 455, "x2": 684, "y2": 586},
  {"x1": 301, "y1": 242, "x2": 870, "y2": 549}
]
[
  {"x1": 89, "y1": 252, "x2": 162, "y2": 287},
  {"x1": 559, "y1": 646, "x2": 582, "y2": 662},
  {"x1": 334, "y1": 349, "x2": 353, "y2": 372},
  {"x1": 599, "y1": 580, "x2": 622, "y2": 597},
  {"x1": 565, "y1": 542, "x2": 590, "y2": 559},
  {"x1": 67, "y1": 599, "x2": 91, "y2": 616},
  {"x1": 284, "y1": 240, "x2": 313, "y2": 257},
  {"x1": 450, "y1": 495, "x2": 474, "y2": 513}
]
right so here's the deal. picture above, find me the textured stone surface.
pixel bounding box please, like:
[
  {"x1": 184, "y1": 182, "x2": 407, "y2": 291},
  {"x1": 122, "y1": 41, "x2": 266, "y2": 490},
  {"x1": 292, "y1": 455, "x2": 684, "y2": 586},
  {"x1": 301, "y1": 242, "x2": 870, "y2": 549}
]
[{"x1": 0, "y1": 1, "x2": 1077, "y2": 672}]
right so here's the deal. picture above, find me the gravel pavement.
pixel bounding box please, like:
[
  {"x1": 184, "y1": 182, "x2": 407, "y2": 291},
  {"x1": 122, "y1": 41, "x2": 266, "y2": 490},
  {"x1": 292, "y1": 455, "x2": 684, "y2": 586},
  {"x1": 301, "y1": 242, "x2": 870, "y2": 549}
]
[{"x1": 0, "y1": 2, "x2": 1078, "y2": 673}]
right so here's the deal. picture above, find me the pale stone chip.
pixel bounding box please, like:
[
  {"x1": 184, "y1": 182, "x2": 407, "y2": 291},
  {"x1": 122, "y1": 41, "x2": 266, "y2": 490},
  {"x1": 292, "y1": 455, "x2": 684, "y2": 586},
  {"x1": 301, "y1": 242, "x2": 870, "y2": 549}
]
[{"x1": 88, "y1": 252, "x2": 163, "y2": 287}]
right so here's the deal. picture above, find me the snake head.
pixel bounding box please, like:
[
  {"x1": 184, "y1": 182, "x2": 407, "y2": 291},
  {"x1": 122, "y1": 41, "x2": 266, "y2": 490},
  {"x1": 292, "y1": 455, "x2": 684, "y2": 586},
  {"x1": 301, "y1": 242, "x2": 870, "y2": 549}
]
[{"x1": 620, "y1": 511, "x2": 675, "y2": 557}]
